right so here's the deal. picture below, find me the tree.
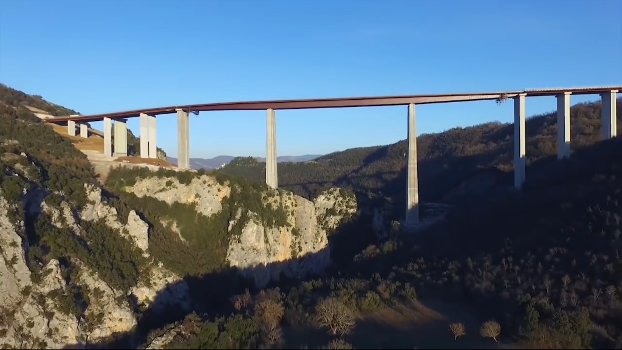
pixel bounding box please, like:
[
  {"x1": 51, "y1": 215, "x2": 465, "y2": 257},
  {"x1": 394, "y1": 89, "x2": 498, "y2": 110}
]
[
  {"x1": 314, "y1": 298, "x2": 355, "y2": 336},
  {"x1": 322, "y1": 338, "x2": 354, "y2": 349},
  {"x1": 480, "y1": 320, "x2": 501, "y2": 343},
  {"x1": 449, "y1": 322, "x2": 466, "y2": 340},
  {"x1": 254, "y1": 298, "x2": 285, "y2": 347}
]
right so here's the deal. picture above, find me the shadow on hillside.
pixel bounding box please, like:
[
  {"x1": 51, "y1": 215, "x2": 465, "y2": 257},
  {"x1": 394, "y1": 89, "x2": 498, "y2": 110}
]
[
  {"x1": 58, "y1": 200, "x2": 385, "y2": 349},
  {"x1": 56, "y1": 248, "x2": 326, "y2": 349}
]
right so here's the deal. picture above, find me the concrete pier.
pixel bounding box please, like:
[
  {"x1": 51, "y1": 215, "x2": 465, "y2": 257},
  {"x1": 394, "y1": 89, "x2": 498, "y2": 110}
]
[
  {"x1": 103, "y1": 117, "x2": 112, "y2": 157},
  {"x1": 113, "y1": 119, "x2": 128, "y2": 157},
  {"x1": 68, "y1": 120, "x2": 76, "y2": 136},
  {"x1": 149, "y1": 115, "x2": 157, "y2": 159},
  {"x1": 514, "y1": 94, "x2": 526, "y2": 189},
  {"x1": 266, "y1": 108, "x2": 278, "y2": 188},
  {"x1": 140, "y1": 113, "x2": 149, "y2": 158},
  {"x1": 176, "y1": 109, "x2": 189, "y2": 170},
  {"x1": 80, "y1": 124, "x2": 88, "y2": 138},
  {"x1": 601, "y1": 90, "x2": 618, "y2": 139},
  {"x1": 556, "y1": 92, "x2": 571, "y2": 159},
  {"x1": 405, "y1": 103, "x2": 419, "y2": 225}
]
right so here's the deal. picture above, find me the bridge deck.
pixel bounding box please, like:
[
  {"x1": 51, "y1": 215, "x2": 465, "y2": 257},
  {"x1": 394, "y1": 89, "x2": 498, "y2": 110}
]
[{"x1": 45, "y1": 85, "x2": 621, "y2": 123}]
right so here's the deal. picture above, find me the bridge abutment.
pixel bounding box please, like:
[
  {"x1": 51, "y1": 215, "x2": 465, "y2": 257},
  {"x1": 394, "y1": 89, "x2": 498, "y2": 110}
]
[
  {"x1": 113, "y1": 119, "x2": 128, "y2": 157},
  {"x1": 68, "y1": 120, "x2": 76, "y2": 136},
  {"x1": 149, "y1": 115, "x2": 157, "y2": 159},
  {"x1": 405, "y1": 103, "x2": 420, "y2": 225},
  {"x1": 176, "y1": 109, "x2": 190, "y2": 170},
  {"x1": 556, "y1": 92, "x2": 571, "y2": 159},
  {"x1": 140, "y1": 113, "x2": 149, "y2": 158},
  {"x1": 80, "y1": 124, "x2": 88, "y2": 138},
  {"x1": 103, "y1": 117, "x2": 112, "y2": 157},
  {"x1": 514, "y1": 93, "x2": 526, "y2": 189},
  {"x1": 266, "y1": 108, "x2": 278, "y2": 188},
  {"x1": 601, "y1": 90, "x2": 618, "y2": 139}
]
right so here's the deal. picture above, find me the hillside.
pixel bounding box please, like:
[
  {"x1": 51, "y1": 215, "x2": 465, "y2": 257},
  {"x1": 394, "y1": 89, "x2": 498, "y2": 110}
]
[
  {"x1": 0, "y1": 86, "x2": 356, "y2": 348},
  {"x1": 128, "y1": 134, "x2": 622, "y2": 349},
  {"x1": 221, "y1": 99, "x2": 622, "y2": 211},
  {"x1": 167, "y1": 154, "x2": 322, "y2": 170}
]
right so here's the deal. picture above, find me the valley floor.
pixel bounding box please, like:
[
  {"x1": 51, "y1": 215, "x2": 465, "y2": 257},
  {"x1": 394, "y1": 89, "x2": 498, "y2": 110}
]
[{"x1": 285, "y1": 299, "x2": 519, "y2": 349}]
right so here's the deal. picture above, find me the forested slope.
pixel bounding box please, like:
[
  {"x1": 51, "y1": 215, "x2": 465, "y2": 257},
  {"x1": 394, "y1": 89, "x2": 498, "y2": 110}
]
[{"x1": 221, "y1": 99, "x2": 622, "y2": 207}]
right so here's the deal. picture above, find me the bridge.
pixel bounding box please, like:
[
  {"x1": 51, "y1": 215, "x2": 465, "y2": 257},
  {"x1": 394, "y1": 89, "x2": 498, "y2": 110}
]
[{"x1": 45, "y1": 86, "x2": 621, "y2": 225}]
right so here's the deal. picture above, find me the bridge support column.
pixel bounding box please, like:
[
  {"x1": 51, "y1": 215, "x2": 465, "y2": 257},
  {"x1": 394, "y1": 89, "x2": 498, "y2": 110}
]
[
  {"x1": 176, "y1": 109, "x2": 189, "y2": 170},
  {"x1": 113, "y1": 119, "x2": 128, "y2": 157},
  {"x1": 405, "y1": 103, "x2": 419, "y2": 225},
  {"x1": 514, "y1": 94, "x2": 526, "y2": 189},
  {"x1": 103, "y1": 117, "x2": 112, "y2": 157},
  {"x1": 80, "y1": 124, "x2": 88, "y2": 138},
  {"x1": 149, "y1": 115, "x2": 157, "y2": 159},
  {"x1": 601, "y1": 90, "x2": 618, "y2": 139},
  {"x1": 266, "y1": 108, "x2": 278, "y2": 188},
  {"x1": 68, "y1": 120, "x2": 76, "y2": 136},
  {"x1": 140, "y1": 113, "x2": 149, "y2": 158},
  {"x1": 556, "y1": 92, "x2": 571, "y2": 159}
]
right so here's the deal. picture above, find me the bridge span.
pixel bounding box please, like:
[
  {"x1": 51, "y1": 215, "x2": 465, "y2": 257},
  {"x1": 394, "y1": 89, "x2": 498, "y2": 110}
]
[{"x1": 45, "y1": 86, "x2": 621, "y2": 225}]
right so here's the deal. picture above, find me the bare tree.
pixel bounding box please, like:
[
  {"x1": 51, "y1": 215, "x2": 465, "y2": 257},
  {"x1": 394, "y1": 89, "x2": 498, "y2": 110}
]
[
  {"x1": 606, "y1": 285, "x2": 617, "y2": 301},
  {"x1": 560, "y1": 291, "x2": 568, "y2": 308},
  {"x1": 543, "y1": 276, "x2": 552, "y2": 295},
  {"x1": 570, "y1": 291, "x2": 580, "y2": 307},
  {"x1": 561, "y1": 275, "x2": 571, "y2": 289},
  {"x1": 321, "y1": 338, "x2": 354, "y2": 349},
  {"x1": 314, "y1": 298, "x2": 356, "y2": 336},
  {"x1": 449, "y1": 322, "x2": 466, "y2": 340},
  {"x1": 254, "y1": 298, "x2": 285, "y2": 347},
  {"x1": 480, "y1": 320, "x2": 501, "y2": 343},
  {"x1": 592, "y1": 288, "x2": 602, "y2": 303}
]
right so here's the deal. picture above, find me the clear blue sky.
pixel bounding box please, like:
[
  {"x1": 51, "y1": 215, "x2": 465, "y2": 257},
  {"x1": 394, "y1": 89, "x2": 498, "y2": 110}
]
[{"x1": 1, "y1": 0, "x2": 621, "y2": 159}]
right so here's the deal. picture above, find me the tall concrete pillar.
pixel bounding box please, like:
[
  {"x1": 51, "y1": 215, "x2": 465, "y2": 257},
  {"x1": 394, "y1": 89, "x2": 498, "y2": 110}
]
[
  {"x1": 405, "y1": 103, "x2": 419, "y2": 225},
  {"x1": 68, "y1": 120, "x2": 76, "y2": 136},
  {"x1": 140, "y1": 113, "x2": 149, "y2": 158},
  {"x1": 176, "y1": 109, "x2": 189, "y2": 170},
  {"x1": 149, "y1": 115, "x2": 157, "y2": 159},
  {"x1": 601, "y1": 90, "x2": 618, "y2": 139},
  {"x1": 556, "y1": 92, "x2": 571, "y2": 159},
  {"x1": 514, "y1": 94, "x2": 527, "y2": 189},
  {"x1": 80, "y1": 124, "x2": 88, "y2": 138},
  {"x1": 103, "y1": 117, "x2": 112, "y2": 157},
  {"x1": 266, "y1": 108, "x2": 278, "y2": 188},
  {"x1": 113, "y1": 119, "x2": 128, "y2": 157}
]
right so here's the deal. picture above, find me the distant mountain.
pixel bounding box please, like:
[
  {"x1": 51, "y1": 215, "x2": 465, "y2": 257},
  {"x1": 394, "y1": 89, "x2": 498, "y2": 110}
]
[{"x1": 167, "y1": 154, "x2": 322, "y2": 170}]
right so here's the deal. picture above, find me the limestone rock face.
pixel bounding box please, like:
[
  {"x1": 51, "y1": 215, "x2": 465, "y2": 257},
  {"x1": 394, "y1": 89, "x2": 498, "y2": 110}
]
[
  {"x1": 128, "y1": 175, "x2": 357, "y2": 288},
  {"x1": 0, "y1": 184, "x2": 192, "y2": 348},
  {"x1": 129, "y1": 176, "x2": 230, "y2": 219}
]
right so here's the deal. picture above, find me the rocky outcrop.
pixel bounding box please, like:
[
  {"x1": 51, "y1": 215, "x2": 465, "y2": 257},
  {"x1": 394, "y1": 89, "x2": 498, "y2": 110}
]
[
  {"x1": 130, "y1": 263, "x2": 191, "y2": 313},
  {"x1": 0, "y1": 193, "x2": 31, "y2": 312},
  {"x1": 127, "y1": 175, "x2": 357, "y2": 288},
  {"x1": 75, "y1": 261, "x2": 137, "y2": 341},
  {"x1": 1, "y1": 192, "x2": 80, "y2": 348},
  {"x1": 129, "y1": 176, "x2": 230, "y2": 218},
  {"x1": 81, "y1": 184, "x2": 149, "y2": 255},
  {"x1": 156, "y1": 149, "x2": 167, "y2": 161},
  {"x1": 0, "y1": 183, "x2": 193, "y2": 348}
]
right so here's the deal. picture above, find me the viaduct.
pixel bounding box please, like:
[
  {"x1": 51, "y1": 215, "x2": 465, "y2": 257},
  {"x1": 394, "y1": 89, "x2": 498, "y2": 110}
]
[{"x1": 46, "y1": 86, "x2": 621, "y2": 225}]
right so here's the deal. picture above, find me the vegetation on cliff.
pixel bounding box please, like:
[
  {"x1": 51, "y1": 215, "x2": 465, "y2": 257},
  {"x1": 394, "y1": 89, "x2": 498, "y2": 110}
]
[{"x1": 0, "y1": 87, "x2": 148, "y2": 323}]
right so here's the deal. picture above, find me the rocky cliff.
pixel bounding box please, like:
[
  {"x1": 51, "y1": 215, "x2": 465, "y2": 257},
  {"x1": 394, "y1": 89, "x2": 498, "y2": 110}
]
[
  {"x1": 0, "y1": 181, "x2": 192, "y2": 348},
  {"x1": 0, "y1": 164, "x2": 355, "y2": 348},
  {"x1": 125, "y1": 173, "x2": 357, "y2": 288}
]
